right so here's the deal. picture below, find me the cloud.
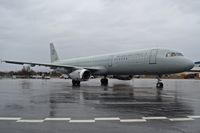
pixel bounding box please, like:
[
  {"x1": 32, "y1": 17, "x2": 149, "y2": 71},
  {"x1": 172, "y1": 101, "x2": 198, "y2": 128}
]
[{"x1": 0, "y1": 0, "x2": 200, "y2": 71}]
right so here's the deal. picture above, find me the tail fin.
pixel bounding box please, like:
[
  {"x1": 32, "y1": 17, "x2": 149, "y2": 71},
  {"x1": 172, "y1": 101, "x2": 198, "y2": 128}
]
[{"x1": 50, "y1": 43, "x2": 59, "y2": 63}]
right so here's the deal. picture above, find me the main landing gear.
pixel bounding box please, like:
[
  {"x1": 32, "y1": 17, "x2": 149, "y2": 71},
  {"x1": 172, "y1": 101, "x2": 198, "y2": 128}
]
[
  {"x1": 101, "y1": 76, "x2": 108, "y2": 86},
  {"x1": 156, "y1": 75, "x2": 163, "y2": 89},
  {"x1": 72, "y1": 80, "x2": 80, "y2": 86}
]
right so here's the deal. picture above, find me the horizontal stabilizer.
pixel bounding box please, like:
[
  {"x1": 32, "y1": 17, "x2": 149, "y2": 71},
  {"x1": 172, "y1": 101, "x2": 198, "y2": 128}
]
[{"x1": 195, "y1": 61, "x2": 200, "y2": 64}]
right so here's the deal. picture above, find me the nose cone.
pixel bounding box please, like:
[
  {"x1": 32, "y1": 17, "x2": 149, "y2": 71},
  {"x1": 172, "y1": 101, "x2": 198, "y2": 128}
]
[{"x1": 184, "y1": 58, "x2": 194, "y2": 70}]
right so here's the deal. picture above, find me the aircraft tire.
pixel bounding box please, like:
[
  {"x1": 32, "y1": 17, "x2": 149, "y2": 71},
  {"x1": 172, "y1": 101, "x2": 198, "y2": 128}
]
[
  {"x1": 156, "y1": 82, "x2": 163, "y2": 88},
  {"x1": 72, "y1": 80, "x2": 80, "y2": 86},
  {"x1": 101, "y1": 78, "x2": 108, "y2": 86}
]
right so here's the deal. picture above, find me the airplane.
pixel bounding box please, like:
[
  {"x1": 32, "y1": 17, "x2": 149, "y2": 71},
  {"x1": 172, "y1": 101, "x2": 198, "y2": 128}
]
[{"x1": 1, "y1": 43, "x2": 195, "y2": 88}]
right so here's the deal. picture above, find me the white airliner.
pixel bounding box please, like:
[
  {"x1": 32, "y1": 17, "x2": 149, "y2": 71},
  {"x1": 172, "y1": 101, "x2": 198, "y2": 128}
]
[{"x1": 1, "y1": 43, "x2": 194, "y2": 88}]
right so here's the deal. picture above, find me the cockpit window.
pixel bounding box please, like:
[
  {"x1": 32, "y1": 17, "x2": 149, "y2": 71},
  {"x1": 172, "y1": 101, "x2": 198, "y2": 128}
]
[
  {"x1": 176, "y1": 53, "x2": 183, "y2": 56},
  {"x1": 166, "y1": 52, "x2": 183, "y2": 57},
  {"x1": 166, "y1": 53, "x2": 171, "y2": 57},
  {"x1": 171, "y1": 52, "x2": 176, "y2": 57}
]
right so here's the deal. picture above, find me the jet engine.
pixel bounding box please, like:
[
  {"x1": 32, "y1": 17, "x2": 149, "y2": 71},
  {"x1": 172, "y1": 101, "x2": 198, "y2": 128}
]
[
  {"x1": 69, "y1": 69, "x2": 91, "y2": 81},
  {"x1": 113, "y1": 75, "x2": 133, "y2": 80},
  {"x1": 22, "y1": 65, "x2": 31, "y2": 72}
]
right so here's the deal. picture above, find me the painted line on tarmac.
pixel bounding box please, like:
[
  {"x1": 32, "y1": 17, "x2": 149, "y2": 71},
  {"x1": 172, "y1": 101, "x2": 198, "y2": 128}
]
[
  {"x1": 94, "y1": 117, "x2": 120, "y2": 121},
  {"x1": 0, "y1": 117, "x2": 21, "y2": 121},
  {"x1": 16, "y1": 119, "x2": 44, "y2": 123},
  {"x1": 169, "y1": 118, "x2": 194, "y2": 121},
  {"x1": 0, "y1": 116, "x2": 199, "y2": 123},
  {"x1": 102, "y1": 102, "x2": 171, "y2": 105},
  {"x1": 44, "y1": 118, "x2": 71, "y2": 121},
  {"x1": 120, "y1": 119, "x2": 146, "y2": 122},
  {"x1": 188, "y1": 115, "x2": 200, "y2": 119},
  {"x1": 142, "y1": 117, "x2": 167, "y2": 120},
  {"x1": 69, "y1": 120, "x2": 95, "y2": 123}
]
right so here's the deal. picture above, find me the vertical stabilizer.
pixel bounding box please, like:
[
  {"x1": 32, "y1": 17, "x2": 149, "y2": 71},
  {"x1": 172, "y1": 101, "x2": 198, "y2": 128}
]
[{"x1": 50, "y1": 43, "x2": 59, "y2": 63}]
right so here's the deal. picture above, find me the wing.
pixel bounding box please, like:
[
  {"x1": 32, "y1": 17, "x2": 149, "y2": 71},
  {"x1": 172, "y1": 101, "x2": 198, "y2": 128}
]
[{"x1": 1, "y1": 60, "x2": 101, "y2": 73}]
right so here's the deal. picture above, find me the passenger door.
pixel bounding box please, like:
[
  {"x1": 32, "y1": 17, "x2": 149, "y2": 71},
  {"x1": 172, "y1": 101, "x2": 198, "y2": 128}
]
[
  {"x1": 108, "y1": 55, "x2": 113, "y2": 67},
  {"x1": 149, "y1": 49, "x2": 158, "y2": 64}
]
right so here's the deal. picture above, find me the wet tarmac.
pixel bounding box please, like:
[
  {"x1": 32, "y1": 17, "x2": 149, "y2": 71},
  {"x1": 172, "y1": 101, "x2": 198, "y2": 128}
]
[{"x1": 0, "y1": 78, "x2": 200, "y2": 133}]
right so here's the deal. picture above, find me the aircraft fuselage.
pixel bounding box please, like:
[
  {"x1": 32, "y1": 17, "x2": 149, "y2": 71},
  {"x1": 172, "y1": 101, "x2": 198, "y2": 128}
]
[{"x1": 55, "y1": 49, "x2": 194, "y2": 76}]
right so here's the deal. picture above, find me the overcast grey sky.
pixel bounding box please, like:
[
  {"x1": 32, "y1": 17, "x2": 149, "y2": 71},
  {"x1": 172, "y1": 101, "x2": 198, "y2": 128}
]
[{"x1": 0, "y1": 0, "x2": 200, "y2": 71}]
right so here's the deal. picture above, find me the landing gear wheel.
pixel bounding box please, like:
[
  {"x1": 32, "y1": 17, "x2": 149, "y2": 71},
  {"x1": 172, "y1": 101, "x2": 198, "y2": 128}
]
[
  {"x1": 101, "y1": 78, "x2": 108, "y2": 86},
  {"x1": 156, "y1": 75, "x2": 163, "y2": 89},
  {"x1": 72, "y1": 80, "x2": 80, "y2": 86},
  {"x1": 156, "y1": 82, "x2": 163, "y2": 88}
]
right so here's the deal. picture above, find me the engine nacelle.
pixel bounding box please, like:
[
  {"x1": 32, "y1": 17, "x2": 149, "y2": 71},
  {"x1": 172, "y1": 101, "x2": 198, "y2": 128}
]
[
  {"x1": 69, "y1": 69, "x2": 91, "y2": 81},
  {"x1": 22, "y1": 65, "x2": 31, "y2": 72},
  {"x1": 113, "y1": 75, "x2": 133, "y2": 80}
]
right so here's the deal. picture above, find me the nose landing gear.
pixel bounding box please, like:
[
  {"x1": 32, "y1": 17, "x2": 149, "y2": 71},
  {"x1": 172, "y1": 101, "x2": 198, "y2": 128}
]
[
  {"x1": 156, "y1": 82, "x2": 163, "y2": 88},
  {"x1": 101, "y1": 76, "x2": 108, "y2": 86},
  {"x1": 72, "y1": 80, "x2": 80, "y2": 86},
  {"x1": 156, "y1": 75, "x2": 163, "y2": 89}
]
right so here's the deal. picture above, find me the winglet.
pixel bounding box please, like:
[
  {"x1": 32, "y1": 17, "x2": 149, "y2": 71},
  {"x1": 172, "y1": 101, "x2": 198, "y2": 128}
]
[{"x1": 50, "y1": 43, "x2": 59, "y2": 63}]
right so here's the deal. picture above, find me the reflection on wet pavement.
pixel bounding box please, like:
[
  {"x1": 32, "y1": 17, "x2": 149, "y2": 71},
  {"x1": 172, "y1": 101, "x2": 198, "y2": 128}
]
[
  {"x1": 0, "y1": 78, "x2": 199, "y2": 119},
  {"x1": 0, "y1": 78, "x2": 200, "y2": 133}
]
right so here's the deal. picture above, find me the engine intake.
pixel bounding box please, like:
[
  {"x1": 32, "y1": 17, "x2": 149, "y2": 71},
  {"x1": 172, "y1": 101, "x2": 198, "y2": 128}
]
[{"x1": 69, "y1": 69, "x2": 91, "y2": 81}]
